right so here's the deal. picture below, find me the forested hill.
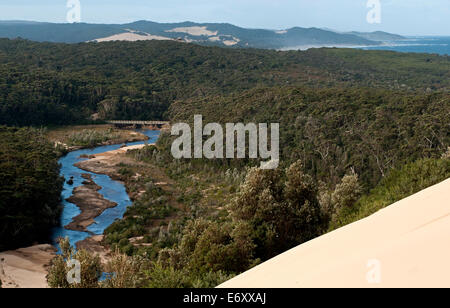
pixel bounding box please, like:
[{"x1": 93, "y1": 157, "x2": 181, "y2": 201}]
[
  {"x1": 0, "y1": 38, "x2": 448, "y2": 126},
  {"x1": 0, "y1": 20, "x2": 382, "y2": 48}
]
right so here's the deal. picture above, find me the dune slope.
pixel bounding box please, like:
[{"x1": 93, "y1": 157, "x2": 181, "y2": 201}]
[{"x1": 219, "y1": 178, "x2": 450, "y2": 288}]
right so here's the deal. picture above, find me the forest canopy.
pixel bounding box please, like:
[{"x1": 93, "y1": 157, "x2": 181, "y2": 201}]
[
  {"x1": 0, "y1": 126, "x2": 63, "y2": 251},
  {"x1": 169, "y1": 86, "x2": 449, "y2": 189},
  {"x1": 0, "y1": 38, "x2": 448, "y2": 126}
]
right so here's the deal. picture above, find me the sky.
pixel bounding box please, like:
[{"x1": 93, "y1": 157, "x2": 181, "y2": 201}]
[{"x1": 0, "y1": 0, "x2": 449, "y2": 36}]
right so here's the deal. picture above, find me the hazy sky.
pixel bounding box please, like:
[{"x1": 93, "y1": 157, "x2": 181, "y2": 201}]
[{"x1": 0, "y1": 0, "x2": 449, "y2": 35}]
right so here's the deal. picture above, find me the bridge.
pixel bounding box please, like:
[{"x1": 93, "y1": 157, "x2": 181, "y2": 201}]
[{"x1": 106, "y1": 120, "x2": 170, "y2": 129}]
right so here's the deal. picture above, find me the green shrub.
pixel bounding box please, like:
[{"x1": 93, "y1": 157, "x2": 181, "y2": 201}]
[
  {"x1": 47, "y1": 238, "x2": 102, "y2": 288},
  {"x1": 67, "y1": 129, "x2": 120, "y2": 147}
]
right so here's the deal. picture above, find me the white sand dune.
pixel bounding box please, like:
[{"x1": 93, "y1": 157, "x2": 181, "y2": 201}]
[
  {"x1": 94, "y1": 32, "x2": 172, "y2": 43},
  {"x1": 209, "y1": 36, "x2": 221, "y2": 42},
  {"x1": 166, "y1": 26, "x2": 218, "y2": 36},
  {"x1": 219, "y1": 178, "x2": 450, "y2": 288},
  {"x1": 223, "y1": 39, "x2": 240, "y2": 46}
]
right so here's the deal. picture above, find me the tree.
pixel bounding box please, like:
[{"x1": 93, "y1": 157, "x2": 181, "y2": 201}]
[
  {"x1": 168, "y1": 218, "x2": 256, "y2": 274},
  {"x1": 102, "y1": 251, "x2": 149, "y2": 288},
  {"x1": 331, "y1": 171, "x2": 362, "y2": 212},
  {"x1": 228, "y1": 167, "x2": 283, "y2": 222},
  {"x1": 228, "y1": 161, "x2": 325, "y2": 259},
  {"x1": 47, "y1": 238, "x2": 102, "y2": 288},
  {"x1": 283, "y1": 160, "x2": 325, "y2": 245},
  {"x1": 442, "y1": 147, "x2": 450, "y2": 160}
]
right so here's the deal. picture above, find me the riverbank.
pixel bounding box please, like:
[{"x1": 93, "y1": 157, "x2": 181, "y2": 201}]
[
  {"x1": 52, "y1": 129, "x2": 160, "y2": 255},
  {"x1": 50, "y1": 143, "x2": 152, "y2": 260},
  {"x1": 0, "y1": 245, "x2": 56, "y2": 288},
  {"x1": 47, "y1": 125, "x2": 150, "y2": 152},
  {"x1": 71, "y1": 144, "x2": 150, "y2": 254},
  {"x1": 0, "y1": 140, "x2": 157, "y2": 288},
  {"x1": 75, "y1": 144, "x2": 148, "y2": 178}
]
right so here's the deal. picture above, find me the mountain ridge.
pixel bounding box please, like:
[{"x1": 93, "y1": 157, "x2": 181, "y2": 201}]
[{"x1": 0, "y1": 20, "x2": 405, "y2": 49}]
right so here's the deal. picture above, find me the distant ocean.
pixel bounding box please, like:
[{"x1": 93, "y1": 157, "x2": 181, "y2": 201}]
[{"x1": 359, "y1": 37, "x2": 450, "y2": 56}]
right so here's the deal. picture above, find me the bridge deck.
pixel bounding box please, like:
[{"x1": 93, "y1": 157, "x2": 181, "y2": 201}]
[{"x1": 106, "y1": 120, "x2": 170, "y2": 125}]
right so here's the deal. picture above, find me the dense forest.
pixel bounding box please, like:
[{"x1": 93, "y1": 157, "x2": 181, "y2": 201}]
[
  {"x1": 0, "y1": 38, "x2": 448, "y2": 126},
  {"x1": 169, "y1": 86, "x2": 449, "y2": 189},
  {"x1": 0, "y1": 127, "x2": 63, "y2": 251}
]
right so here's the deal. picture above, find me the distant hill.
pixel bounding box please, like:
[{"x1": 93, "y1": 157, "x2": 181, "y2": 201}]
[
  {"x1": 0, "y1": 21, "x2": 126, "y2": 43},
  {"x1": 347, "y1": 31, "x2": 405, "y2": 41},
  {"x1": 0, "y1": 20, "x2": 386, "y2": 49}
]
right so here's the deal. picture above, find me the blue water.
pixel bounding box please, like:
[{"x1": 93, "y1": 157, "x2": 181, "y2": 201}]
[
  {"x1": 51, "y1": 130, "x2": 160, "y2": 248},
  {"x1": 360, "y1": 37, "x2": 450, "y2": 55}
]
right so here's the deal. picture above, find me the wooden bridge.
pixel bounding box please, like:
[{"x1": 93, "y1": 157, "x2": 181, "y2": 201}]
[{"x1": 106, "y1": 120, "x2": 170, "y2": 129}]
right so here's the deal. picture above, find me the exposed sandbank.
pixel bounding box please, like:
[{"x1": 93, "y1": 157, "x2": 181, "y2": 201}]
[
  {"x1": 65, "y1": 174, "x2": 117, "y2": 233},
  {"x1": 0, "y1": 245, "x2": 56, "y2": 288}
]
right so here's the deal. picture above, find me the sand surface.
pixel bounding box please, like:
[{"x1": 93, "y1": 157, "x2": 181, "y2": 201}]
[
  {"x1": 76, "y1": 235, "x2": 110, "y2": 264},
  {"x1": 219, "y1": 178, "x2": 450, "y2": 288},
  {"x1": 0, "y1": 245, "x2": 56, "y2": 288},
  {"x1": 65, "y1": 174, "x2": 117, "y2": 232},
  {"x1": 95, "y1": 32, "x2": 171, "y2": 42},
  {"x1": 166, "y1": 26, "x2": 218, "y2": 36},
  {"x1": 75, "y1": 144, "x2": 148, "y2": 176}
]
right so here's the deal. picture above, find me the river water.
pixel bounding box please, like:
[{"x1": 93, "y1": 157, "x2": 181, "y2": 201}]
[{"x1": 51, "y1": 130, "x2": 160, "y2": 248}]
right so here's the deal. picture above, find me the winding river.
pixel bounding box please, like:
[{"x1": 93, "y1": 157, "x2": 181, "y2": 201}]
[{"x1": 51, "y1": 130, "x2": 160, "y2": 248}]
